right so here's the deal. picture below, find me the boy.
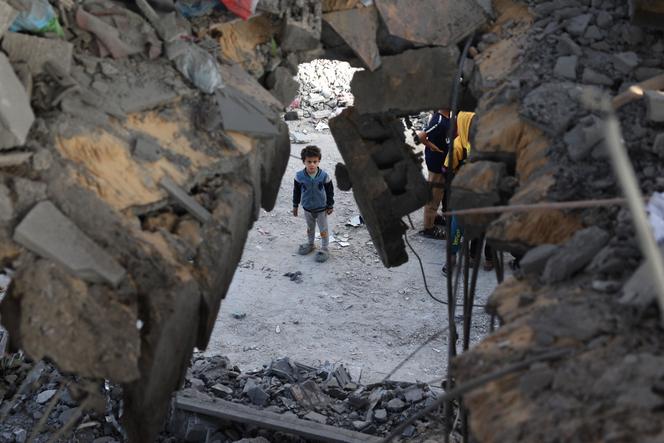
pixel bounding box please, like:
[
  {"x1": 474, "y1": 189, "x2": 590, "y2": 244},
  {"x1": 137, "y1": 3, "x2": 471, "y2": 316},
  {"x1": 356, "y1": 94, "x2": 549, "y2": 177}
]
[{"x1": 292, "y1": 145, "x2": 334, "y2": 262}]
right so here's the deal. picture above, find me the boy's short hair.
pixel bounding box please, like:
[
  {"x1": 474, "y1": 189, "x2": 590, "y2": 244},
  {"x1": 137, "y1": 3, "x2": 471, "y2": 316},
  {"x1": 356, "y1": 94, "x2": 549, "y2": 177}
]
[{"x1": 301, "y1": 145, "x2": 322, "y2": 161}]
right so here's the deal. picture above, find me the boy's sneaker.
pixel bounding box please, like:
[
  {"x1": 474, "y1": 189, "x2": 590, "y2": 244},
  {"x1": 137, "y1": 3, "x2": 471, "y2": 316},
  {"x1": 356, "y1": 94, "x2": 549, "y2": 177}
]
[
  {"x1": 298, "y1": 243, "x2": 314, "y2": 255},
  {"x1": 483, "y1": 259, "x2": 495, "y2": 272},
  {"x1": 434, "y1": 215, "x2": 446, "y2": 226},
  {"x1": 418, "y1": 227, "x2": 445, "y2": 240},
  {"x1": 315, "y1": 250, "x2": 329, "y2": 263}
]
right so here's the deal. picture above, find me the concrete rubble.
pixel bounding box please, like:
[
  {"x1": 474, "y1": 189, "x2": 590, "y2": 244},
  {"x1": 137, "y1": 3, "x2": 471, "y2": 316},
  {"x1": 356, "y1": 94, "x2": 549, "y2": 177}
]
[
  {"x1": 0, "y1": 0, "x2": 662, "y2": 441},
  {"x1": 170, "y1": 354, "x2": 439, "y2": 441}
]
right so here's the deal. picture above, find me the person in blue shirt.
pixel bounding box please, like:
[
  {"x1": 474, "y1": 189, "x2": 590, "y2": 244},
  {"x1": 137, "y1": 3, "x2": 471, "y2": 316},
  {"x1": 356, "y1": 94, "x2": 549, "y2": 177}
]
[
  {"x1": 416, "y1": 108, "x2": 451, "y2": 239},
  {"x1": 292, "y1": 145, "x2": 334, "y2": 263}
]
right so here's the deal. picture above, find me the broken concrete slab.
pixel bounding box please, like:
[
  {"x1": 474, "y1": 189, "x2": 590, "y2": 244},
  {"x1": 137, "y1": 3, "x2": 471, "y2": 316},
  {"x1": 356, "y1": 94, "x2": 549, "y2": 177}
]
[
  {"x1": 554, "y1": 55, "x2": 577, "y2": 80},
  {"x1": 329, "y1": 108, "x2": 429, "y2": 267},
  {"x1": 133, "y1": 136, "x2": 163, "y2": 162},
  {"x1": 13, "y1": 201, "x2": 127, "y2": 287},
  {"x1": 519, "y1": 244, "x2": 559, "y2": 276},
  {"x1": 219, "y1": 62, "x2": 283, "y2": 111},
  {"x1": 1, "y1": 32, "x2": 74, "y2": 76},
  {"x1": 520, "y1": 82, "x2": 580, "y2": 136},
  {"x1": 265, "y1": 67, "x2": 299, "y2": 108},
  {"x1": 0, "y1": 53, "x2": 35, "y2": 150},
  {"x1": 565, "y1": 14, "x2": 592, "y2": 36},
  {"x1": 541, "y1": 227, "x2": 610, "y2": 284},
  {"x1": 0, "y1": 151, "x2": 32, "y2": 168},
  {"x1": 644, "y1": 91, "x2": 664, "y2": 122},
  {"x1": 280, "y1": 9, "x2": 322, "y2": 53},
  {"x1": 375, "y1": 0, "x2": 487, "y2": 47},
  {"x1": 323, "y1": 6, "x2": 381, "y2": 71},
  {"x1": 564, "y1": 115, "x2": 605, "y2": 162},
  {"x1": 351, "y1": 46, "x2": 459, "y2": 115},
  {"x1": 217, "y1": 86, "x2": 280, "y2": 137},
  {"x1": 0, "y1": 1, "x2": 17, "y2": 38},
  {"x1": 160, "y1": 176, "x2": 212, "y2": 224},
  {"x1": 0, "y1": 184, "x2": 13, "y2": 223}
]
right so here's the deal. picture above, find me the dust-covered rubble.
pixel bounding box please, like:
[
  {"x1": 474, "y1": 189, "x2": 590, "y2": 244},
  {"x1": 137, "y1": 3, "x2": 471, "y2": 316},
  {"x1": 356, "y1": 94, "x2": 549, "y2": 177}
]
[{"x1": 167, "y1": 354, "x2": 441, "y2": 442}]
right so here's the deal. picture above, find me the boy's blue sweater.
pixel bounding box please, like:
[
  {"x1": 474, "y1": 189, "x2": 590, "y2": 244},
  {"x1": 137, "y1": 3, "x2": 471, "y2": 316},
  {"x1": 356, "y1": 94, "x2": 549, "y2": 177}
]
[{"x1": 292, "y1": 168, "x2": 334, "y2": 213}]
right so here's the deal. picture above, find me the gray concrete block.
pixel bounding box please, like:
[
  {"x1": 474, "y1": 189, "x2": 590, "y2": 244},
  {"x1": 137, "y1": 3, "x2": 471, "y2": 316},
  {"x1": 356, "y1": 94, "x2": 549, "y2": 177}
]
[
  {"x1": 351, "y1": 46, "x2": 459, "y2": 115},
  {"x1": 159, "y1": 176, "x2": 212, "y2": 224},
  {"x1": 265, "y1": 67, "x2": 298, "y2": 108},
  {"x1": 520, "y1": 244, "x2": 559, "y2": 276},
  {"x1": 1, "y1": 32, "x2": 74, "y2": 76},
  {"x1": 0, "y1": 53, "x2": 35, "y2": 150},
  {"x1": 565, "y1": 14, "x2": 592, "y2": 36},
  {"x1": 542, "y1": 227, "x2": 610, "y2": 284},
  {"x1": 0, "y1": 151, "x2": 32, "y2": 168},
  {"x1": 612, "y1": 51, "x2": 639, "y2": 74},
  {"x1": 0, "y1": 1, "x2": 17, "y2": 38},
  {"x1": 375, "y1": 0, "x2": 487, "y2": 47},
  {"x1": 216, "y1": 87, "x2": 279, "y2": 137},
  {"x1": 645, "y1": 91, "x2": 664, "y2": 123},
  {"x1": 582, "y1": 68, "x2": 614, "y2": 86},
  {"x1": 554, "y1": 55, "x2": 577, "y2": 80},
  {"x1": 0, "y1": 184, "x2": 13, "y2": 222},
  {"x1": 13, "y1": 201, "x2": 126, "y2": 287}
]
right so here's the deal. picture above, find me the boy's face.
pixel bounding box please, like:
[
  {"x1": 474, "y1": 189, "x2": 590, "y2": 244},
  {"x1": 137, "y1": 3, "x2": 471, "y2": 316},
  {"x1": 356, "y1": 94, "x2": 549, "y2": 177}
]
[{"x1": 303, "y1": 156, "x2": 320, "y2": 174}]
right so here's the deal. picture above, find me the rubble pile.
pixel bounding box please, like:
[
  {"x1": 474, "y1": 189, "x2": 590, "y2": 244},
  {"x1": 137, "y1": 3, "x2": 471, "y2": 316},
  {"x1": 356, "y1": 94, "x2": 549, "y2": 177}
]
[
  {"x1": 447, "y1": 0, "x2": 664, "y2": 441},
  {"x1": 0, "y1": 356, "x2": 124, "y2": 443},
  {"x1": 169, "y1": 355, "x2": 440, "y2": 441},
  {"x1": 292, "y1": 59, "x2": 358, "y2": 122}
]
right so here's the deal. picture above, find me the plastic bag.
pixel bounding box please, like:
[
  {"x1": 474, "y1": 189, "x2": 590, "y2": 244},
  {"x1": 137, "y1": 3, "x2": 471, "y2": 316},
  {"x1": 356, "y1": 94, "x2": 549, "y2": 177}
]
[
  {"x1": 220, "y1": 0, "x2": 258, "y2": 20},
  {"x1": 175, "y1": 0, "x2": 218, "y2": 17},
  {"x1": 10, "y1": 0, "x2": 64, "y2": 36},
  {"x1": 167, "y1": 41, "x2": 223, "y2": 94}
]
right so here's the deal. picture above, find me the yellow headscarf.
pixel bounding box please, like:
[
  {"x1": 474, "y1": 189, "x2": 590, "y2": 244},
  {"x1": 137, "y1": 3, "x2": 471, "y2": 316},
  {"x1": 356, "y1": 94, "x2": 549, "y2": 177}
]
[{"x1": 444, "y1": 111, "x2": 475, "y2": 171}]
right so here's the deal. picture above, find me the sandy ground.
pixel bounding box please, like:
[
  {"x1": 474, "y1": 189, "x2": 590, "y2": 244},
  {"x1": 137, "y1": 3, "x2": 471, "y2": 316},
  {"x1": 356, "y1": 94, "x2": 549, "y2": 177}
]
[{"x1": 205, "y1": 122, "x2": 500, "y2": 384}]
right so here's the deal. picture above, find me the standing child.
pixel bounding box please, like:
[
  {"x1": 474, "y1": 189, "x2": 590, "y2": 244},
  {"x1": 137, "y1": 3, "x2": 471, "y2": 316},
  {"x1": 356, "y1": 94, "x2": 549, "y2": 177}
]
[{"x1": 292, "y1": 145, "x2": 334, "y2": 262}]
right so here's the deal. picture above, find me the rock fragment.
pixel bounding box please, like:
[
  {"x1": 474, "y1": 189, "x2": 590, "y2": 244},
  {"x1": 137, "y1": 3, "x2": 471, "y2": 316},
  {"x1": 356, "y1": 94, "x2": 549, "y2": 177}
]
[
  {"x1": 13, "y1": 201, "x2": 126, "y2": 287},
  {"x1": 554, "y1": 55, "x2": 577, "y2": 80},
  {"x1": 0, "y1": 53, "x2": 35, "y2": 149},
  {"x1": 644, "y1": 91, "x2": 664, "y2": 122},
  {"x1": 542, "y1": 227, "x2": 610, "y2": 284},
  {"x1": 520, "y1": 244, "x2": 559, "y2": 276},
  {"x1": 1, "y1": 32, "x2": 73, "y2": 75},
  {"x1": 36, "y1": 389, "x2": 57, "y2": 404},
  {"x1": 351, "y1": 46, "x2": 459, "y2": 115},
  {"x1": 160, "y1": 176, "x2": 212, "y2": 224},
  {"x1": 0, "y1": 1, "x2": 17, "y2": 38},
  {"x1": 323, "y1": 6, "x2": 381, "y2": 70},
  {"x1": 265, "y1": 67, "x2": 299, "y2": 107}
]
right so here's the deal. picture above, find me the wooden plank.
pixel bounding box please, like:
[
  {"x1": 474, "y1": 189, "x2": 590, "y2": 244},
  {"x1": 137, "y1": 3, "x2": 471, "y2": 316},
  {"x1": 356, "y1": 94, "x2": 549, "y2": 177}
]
[{"x1": 175, "y1": 394, "x2": 383, "y2": 443}]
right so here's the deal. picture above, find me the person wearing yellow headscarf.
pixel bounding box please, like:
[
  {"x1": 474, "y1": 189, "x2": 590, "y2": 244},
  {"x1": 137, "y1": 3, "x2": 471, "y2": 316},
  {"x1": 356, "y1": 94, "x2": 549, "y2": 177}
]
[{"x1": 443, "y1": 111, "x2": 474, "y2": 172}]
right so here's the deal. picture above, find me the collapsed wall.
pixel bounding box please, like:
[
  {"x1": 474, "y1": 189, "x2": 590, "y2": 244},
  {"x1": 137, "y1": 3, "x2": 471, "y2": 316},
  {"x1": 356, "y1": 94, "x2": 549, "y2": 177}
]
[{"x1": 0, "y1": 0, "x2": 662, "y2": 441}]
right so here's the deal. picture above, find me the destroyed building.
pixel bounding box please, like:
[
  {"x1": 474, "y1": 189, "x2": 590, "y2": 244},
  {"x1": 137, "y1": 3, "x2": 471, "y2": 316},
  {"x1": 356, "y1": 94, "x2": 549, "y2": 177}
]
[{"x1": 0, "y1": 0, "x2": 664, "y2": 441}]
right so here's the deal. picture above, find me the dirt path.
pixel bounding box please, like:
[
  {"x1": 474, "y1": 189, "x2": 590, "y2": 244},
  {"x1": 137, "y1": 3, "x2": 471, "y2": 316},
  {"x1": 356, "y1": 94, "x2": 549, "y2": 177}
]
[{"x1": 205, "y1": 122, "x2": 500, "y2": 383}]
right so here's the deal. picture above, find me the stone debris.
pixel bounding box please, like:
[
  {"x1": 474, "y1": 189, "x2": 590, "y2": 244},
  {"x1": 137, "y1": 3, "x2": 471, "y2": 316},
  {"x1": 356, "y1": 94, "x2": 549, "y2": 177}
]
[
  {"x1": 0, "y1": 53, "x2": 34, "y2": 150},
  {"x1": 351, "y1": 46, "x2": 460, "y2": 115},
  {"x1": 294, "y1": 59, "x2": 358, "y2": 123},
  {"x1": 0, "y1": 1, "x2": 18, "y2": 38},
  {"x1": 644, "y1": 90, "x2": 664, "y2": 122},
  {"x1": 171, "y1": 354, "x2": 438, "y2": 440},
  {"x1": 1, "y1": 32, "x2": 73, "y2": 75},
  {"x1": 323, "y1": 6, "x2": 381, "y2": 71},
  {"x1": 375, "y1": 0, "x2": 487, "y2": 47},
  {"x1": 160, "y1": 176, "x2": 213, "y2": 224},
  {"x1": 13, "y1": 201, "x2": 127, "y2": 287}
]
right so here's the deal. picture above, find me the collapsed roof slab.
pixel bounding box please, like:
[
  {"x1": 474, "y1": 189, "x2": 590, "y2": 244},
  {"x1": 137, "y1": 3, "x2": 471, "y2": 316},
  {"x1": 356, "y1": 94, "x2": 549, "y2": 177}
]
[
  {"x1": 351, "y1": 46, "x2": 459, "y2": 115},
  {"x1": 375, "y1": 0, "x2": 487, "y2": 47}
]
